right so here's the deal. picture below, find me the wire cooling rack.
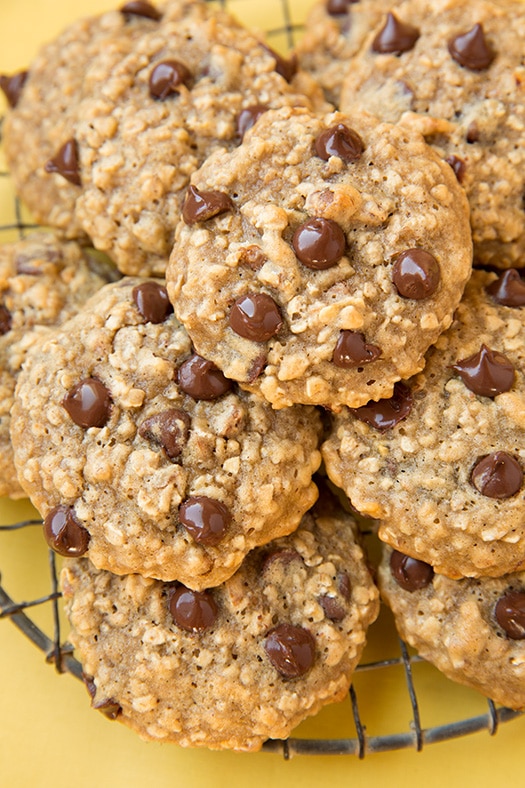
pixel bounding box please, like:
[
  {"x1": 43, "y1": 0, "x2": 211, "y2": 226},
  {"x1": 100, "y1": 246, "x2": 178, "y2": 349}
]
[{"x1": 0, "y1": 0, "x2": 524, "y2": 759}]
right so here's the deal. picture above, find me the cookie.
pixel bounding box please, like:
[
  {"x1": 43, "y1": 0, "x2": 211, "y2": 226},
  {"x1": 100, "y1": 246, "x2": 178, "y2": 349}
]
[
  {"x1": 339, "y1": 0, "x2": 525, "y2": 269},
  {"x1": 379, "y1": 545, "x2": 525, "y2": 710},
  {"x1": 322, "y1": 269, "x2": 525, "y2": 578},
  {"x1": 3, "y1": 0, "x2": 328, "y2": 277},
  {"x1": 296, "y1": 0, "x2": 397, "y2": 106},
  {"x1": 0, "y1": 232, "x2": 115, "y2": 499},
  {"x1": 61, "y1": 494, "x2": 380, "y2": 751},
  {"x1": 11, "y1": 277, "x2": 322, "y2": 586},
  {"x1": 167, "y1": 105, "x2": 472, "y2": 410}
]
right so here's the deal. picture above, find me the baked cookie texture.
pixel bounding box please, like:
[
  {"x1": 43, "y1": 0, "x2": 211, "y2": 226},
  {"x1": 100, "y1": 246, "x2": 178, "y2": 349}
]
[
  {"x1": 3, "y1": 0, "x2": 328, "y2": 277},
  {"x1": 339, "y1": 0, "x2": 525, "y2": 269},
  {"x1": 0, "y1": 232, "x2": 115, "y2": 499},
  {"x1": 322, "y1": 269, "x2": 525, "y2": 579},
  {"x1": 167, "y1": 105, "x2": 472, "y2": 410},
  {"x1": 296, "y1": 0, "x2": 398, "y2": 106},
  {"x1": 379, "y1": 546, "x2": 525, "y2": 710},
  {"x1": 61, "y1": 497, "x2": 380, "y2": 751},
  {"x1": 11, "y1": 278, "x2": 322, "y2": 586}
]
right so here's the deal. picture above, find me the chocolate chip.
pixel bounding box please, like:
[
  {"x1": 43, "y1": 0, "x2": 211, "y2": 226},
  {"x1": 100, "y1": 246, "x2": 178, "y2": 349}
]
[
  {"x1": 43, "y1": 505, "x2": 90, "y2": 557},
  {"x1": 318, "y1": 595, "x2": 346, "y2": 622},
  {"x1": 445, "y1": 154, "x2": 466, "y2": 183},
  {"x1": 236, "y1": 105, "x2": 268, "y2": 140},
  {"x1": 264, "y1": 624, "x2": 315, "y2": 678},
  {"x1": 292, "y1": 217, "x2": 346, "y2": 270},
  {"x1": 338, "y1": 571, "x2": 351, "y2": 600},
  {"x1": 448, "y1": 23, "x2": 494, "y2": 71},
  {"x1": 120, "y1": 1, "x2": 162, "y2": 20},
  {"x1": 62, "y1": 378, "x2": 112, "y2": 428},
  {"x1": 486, "y1": 269, "x2": 525, "y2": 307},
  {"x1": 466, "y1": 122, "x2": 480, "y2": 144},
  {"x1": 238, "y1": 245, "x2": 266, "y2": 270},
  {"x1": 0, "y1": 305, "x2": 12, "y2": 335},
  {"x1": 139, "y1": 409, "x2": 190, "y2": 460},
  {"x1": 149, "y1": 59, "x2": 191, "y2": 100},
  {"x1": 182, "y1": 185, "x2": 233, "y2": 225},
  {"x1": 177, "y1": 354, "x2": 232, "y2": 400},
  {"x1": 247, "y1": 353, "x2": 267, "y2": 382},
  {"x1": 494, "y1": 590, "x2": 525, "y2": 639},
  {"x1": 315, "y1": 123, "x2": 364, "y2": 163},
  {"x1": 372, "y1": 12, "x2": 420, "y2": 55},
  {"x1": 392, "y1": 248, "x2": 440, "y2": 300},
  {"x1": 0, "y1": 70, "x2": 28, "y2": 108},
  {"x1": 169, "y1": 586, "x2": 218, "y2": 632},
  {"x1": 261, "y1": 44, "x2": 297, "y2": 83},
  {"x1": 179, "y1": 496, "x2": 231, "y2": 546},
  {"x1": 229, "y1": 293, "x2": 283, "y2": 341},
  {"x1": 92, "y1": 698, "x2": 122, "y2": 720},
  {"x1": 333, "y1": 330, "x2": 381, "y2": 368},
  {"x1": 452, "y1": 345, "x2": 514, "y2": 397},
  {"x1": 471, "y1": 452, "x2": 523, "y2": 499},
  {"x1": 349, "y1": 382, "x2": 413, "y2": 432},
  {"x1": 326, "y1": 0, "x2": 356, "y2": 15},
  {"x1": 132, "y1": 281, "x2": 173, "y2": 323},
  {"x1": 262, "y1": 549, "x2": 303, "y2": 572},
  {"x1": 44, "y1": 139, "x2": 81, "y2": 186},
  {"x1": 390, "y1": 550, "x2": 434, "y2": 591}
]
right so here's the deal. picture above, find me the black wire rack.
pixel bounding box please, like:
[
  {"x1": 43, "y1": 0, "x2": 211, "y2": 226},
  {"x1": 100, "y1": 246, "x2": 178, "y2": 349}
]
[{"x1": 0, "y1": 0, "x2": 524, "y2": 759}]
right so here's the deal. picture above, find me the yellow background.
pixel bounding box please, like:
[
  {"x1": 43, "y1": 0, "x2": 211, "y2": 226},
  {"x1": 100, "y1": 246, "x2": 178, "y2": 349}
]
[{"x1": 1, "y1": 1, "x2": 524, "y2": 786}]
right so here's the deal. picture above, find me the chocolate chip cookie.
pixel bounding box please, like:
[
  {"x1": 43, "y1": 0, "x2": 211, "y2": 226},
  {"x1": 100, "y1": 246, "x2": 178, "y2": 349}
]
[
  {"x1": 340, "y1": 0, "x2": 525, "y2": 269},
  {"x1": 379, "y1": 545, "x2": 525, "y2": 710},
  {"x1": 167, "y1": 105, "x2": 472, "y2": 410},
  {"x1": 61, "y1": 494, "x2": 380, "y2": 750},
  {"x1": 11, "y1": 277, "x2": 322, "y2": 586},
  {"x1": 0, "y1": 232, "x2": 115, "y2": 499},
  {"x1": 296, "y1": 0, "x2": 398, "y2": 106},
  {"x1": 3, "y1": 0, "x2": 327, "y2": 277},
  {"x1": 323, "y1": 269, "x2": 525, "y2": 578}
]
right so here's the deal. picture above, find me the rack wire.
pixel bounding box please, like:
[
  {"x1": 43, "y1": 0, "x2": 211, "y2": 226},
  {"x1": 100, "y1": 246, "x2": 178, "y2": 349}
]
[{"x1": 0, "y1": 0, "x2": 524, "y2": 759}]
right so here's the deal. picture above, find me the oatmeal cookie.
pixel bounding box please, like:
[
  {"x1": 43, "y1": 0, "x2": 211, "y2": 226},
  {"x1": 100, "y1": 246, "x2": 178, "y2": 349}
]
[
  {"x1": 322, "y1": 269, "x2": 525, "y2": 578},
  {"x1": 340, "y1": 0, "x2": 525, "y2": 268},
  {"x1": 0, "y1": 232, "x2": 115, "y2": 499},
  {"x1": 379, "y1": 545, "x2": 525, "y2": 709},
  {"x1": 11, "y1": 278, "x2": 321, "y2": 586},
  {"x1": 61, "y1": 495, "x2": 380, "y2": 751},
  {"x1": 167, "y1": 105, "x2": 472, "y2": 410}
]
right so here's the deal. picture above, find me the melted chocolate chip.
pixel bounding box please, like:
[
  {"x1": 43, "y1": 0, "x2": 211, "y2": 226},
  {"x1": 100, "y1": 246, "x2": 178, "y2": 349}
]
[
  {"x1": 62, "y1": 378, "x2": 112, "y2": 428},
  {"x1": 372, "y1": 12, "x2": 420, "y2": 55},
  {"x1": 292, "y1": 217, "x2": 346, "y2": 270},
  {"x1": 0, "y1": 305, "x2": 12, "y2": 335},
  {"x1": 44, "y1": 139, "x2": 81, "y2": 186},
  {"x1": 452, "y1": 345, "x2": 514, "y2": 397},
  {"x1": 262, "y1": 549, "x2": 303, "y2": 572},
  {"x1": 349, "y1": 382, "x2": 413, "y2": 432},
  {"x1": 445, "y1": 154, "x2": 466, "y2": 183},
  {"x1": 264, "y1": 624, "x2": 315, "y2": 678},
  {"x1": 326, "y1": 0, "x2": 356, "y2": 15},
  {"x1": 390, "y1": 550, "x2": 434, "y2": 591},
  {"x1": 0, "y1": 70, "x2": 28, "y2": 108},
  {"x1": 179, "y1": 496, "x2": 231, "y2": 546},
  {"x1": 132, "y1": 281, "x2": 173, "y2": 323},
  {"x1": 471, "y1": 452, "x2": 523, "y2": 499},
  {"x1": 138, "y1": 409, "x2": 190, "y2": 460},
  {"x1": 333, "y1": 330, "x2": 381, "y2": 368},
  {"x1": 236, "y1": 105, "x2": 268, "y2": 140},
  {"x1": 83, "y1": 674, "x2": 120, "y2": 717},
  {"x1": 318, "y1": 595, "x2": 346, "y2": 622},
  {"x1": 448, "y1": 23, "x2": 494, "y2": 71},
  {"x1": 315, "y1": 123, "x2": 364, "y2": 163},
  {"x1": 229, "y1": 293, "x2": 283, "y2": 341},
  {"x1": 149, "y1": 59, "x2": 191, "y2": 100},
  {"x1": 247, "y1": 353, "x2": 267, "y2": 382},
  {"x1": 177, "y1": 353, "x2": 233, "y2": 400},
  {"x1": 495, "y1": 591, "x2": 525, "y2": 639},
  {"x1": 262, "y1": 44, "x2": 297, "y2": 83},
  {"x1": 486, "y1": 269, "x2": 525, "y2": 307},
  {"x1": 392, "y1": 248, "x2": 440, "y2": 300},
  {"x1": 43, "y1": 505, "x2": 90, "y2": 557},
  {"x1": 182, "y1": 185, "x2": 233, "y2": 225},
  {"x1": 169, "y1": 586, "x2": 218, "y2": 632},
  {"x1": 120, "y1": 1, "x2": 162, "y2": 20}
]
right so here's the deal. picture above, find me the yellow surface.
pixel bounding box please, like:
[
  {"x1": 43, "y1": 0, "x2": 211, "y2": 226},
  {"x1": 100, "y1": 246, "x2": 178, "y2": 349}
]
[{"x1": 1, "y1": 1, "x2": 525, "y2": 786}]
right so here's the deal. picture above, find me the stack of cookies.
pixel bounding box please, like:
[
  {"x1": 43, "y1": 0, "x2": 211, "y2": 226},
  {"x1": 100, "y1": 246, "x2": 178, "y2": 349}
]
[{"x1": 1, "y1": 0, "x2": 524, "y2": 750}]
